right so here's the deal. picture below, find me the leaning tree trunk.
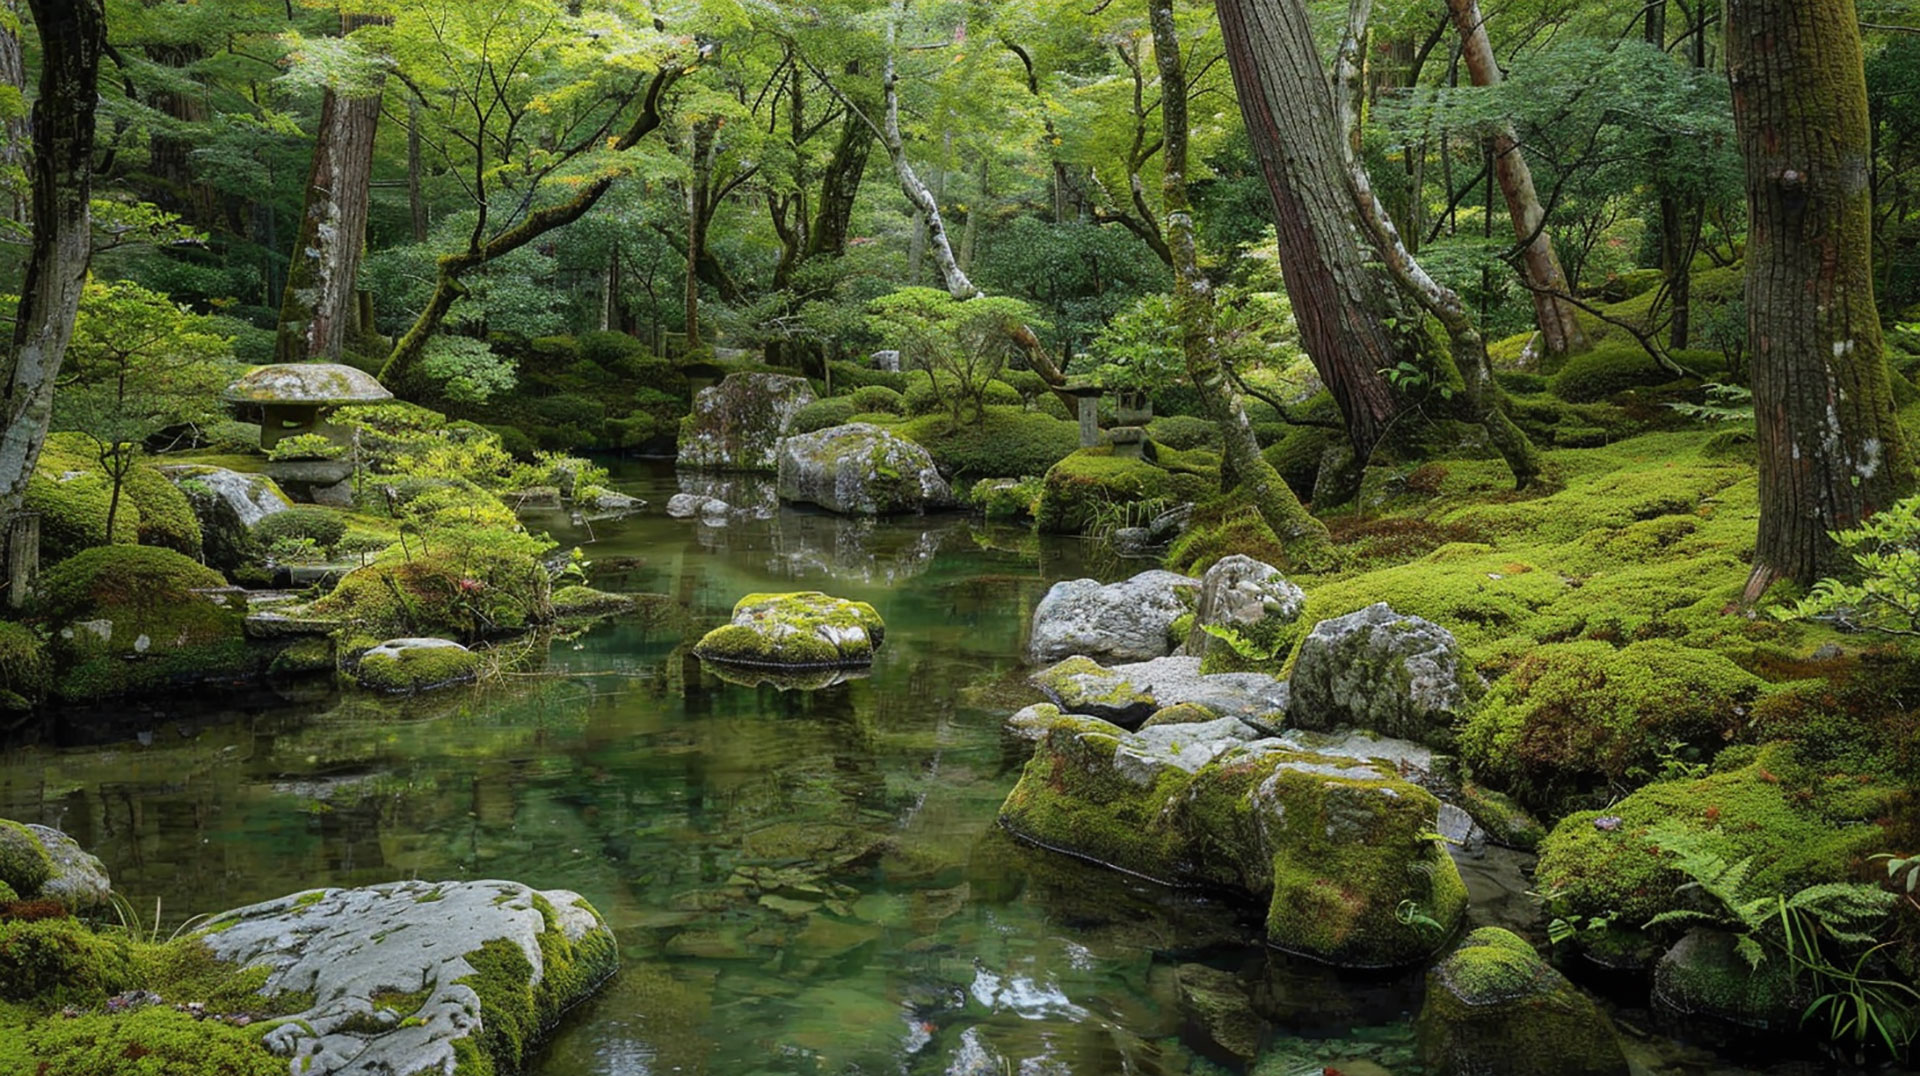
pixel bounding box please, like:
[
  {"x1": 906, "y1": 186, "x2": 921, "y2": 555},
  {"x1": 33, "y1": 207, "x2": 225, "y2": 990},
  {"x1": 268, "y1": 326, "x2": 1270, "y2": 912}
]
[
  {"x1": 0, "y1": 1, "x2": 27, "y2": 228},
  {"x1": 1729, "y1": 0, "x2": 1912, "y2": 594},
  {"x1": 1445, "y1": 0, "x2": 1587, "y2": 361},
  {"x1": 0, "y1": 0, "x2": 104, "y2": 531},
  {"x1": 275, "y1": 13, "x2": 388, "y2": 365},
  {"x1": 1213, "y1": 0, "x2": 1407, "y2": 477},
  {"x1": 1150, "y1": 0, "x2": 1333, "y2": 567}
]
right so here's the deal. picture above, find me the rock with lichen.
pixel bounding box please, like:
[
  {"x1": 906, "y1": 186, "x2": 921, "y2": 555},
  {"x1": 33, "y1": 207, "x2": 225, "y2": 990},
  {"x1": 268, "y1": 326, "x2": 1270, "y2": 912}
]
[
  {"x1": 0, "y1": 819, "x2": 113, "y2": 913},
  {"x1": 676, "y1": 373, "x2": 816, "y2": 472},
  {"x1": 997, "y1": 709, "x2": 1466, "y2": 968},
  {"x1": 1289, "y1": 602, "x2": 1470, "y2": 747},
  {"x1": 1026, "y1": 570, "x2": 1198, "y2": 665},
  {"x1": 1183, "y1": 555, "x2": 1305, "y2": 672},
  {"x1": 692, "y1": 591, "x2": 885, "y2": 669},
  {"x1": 1028, "y1": 654, "x2": 1289, "y2": 731},
  {"x1": 353, "y1": 638, "x2": 482, "y2": 694},
  {"x1": 192, "y1": 879, "x2": 617, "y2": 1076},
  {"x1": 776, "y1": 423, "x2": 955, "y2": 515},
  {"x1": 1416, "y1": 927, "x2": 1628, "y2": 1076}
]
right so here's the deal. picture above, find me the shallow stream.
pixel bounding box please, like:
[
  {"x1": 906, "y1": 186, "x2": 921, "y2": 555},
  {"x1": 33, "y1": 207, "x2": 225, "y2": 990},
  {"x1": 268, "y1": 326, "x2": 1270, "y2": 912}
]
[{"x1": 0, "y1": 463, "x2": 1849, "y2": 1075}]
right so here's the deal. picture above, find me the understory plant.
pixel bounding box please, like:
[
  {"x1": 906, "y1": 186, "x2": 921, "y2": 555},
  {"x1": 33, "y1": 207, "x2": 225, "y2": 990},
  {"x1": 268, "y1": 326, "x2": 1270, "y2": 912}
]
[
  {"x1": 1779, "y1": 495, "x2": 1920, "y2": 637},
  {"x1": 1642, "y1": 824, "x2": 1917, "y2": 1058}
]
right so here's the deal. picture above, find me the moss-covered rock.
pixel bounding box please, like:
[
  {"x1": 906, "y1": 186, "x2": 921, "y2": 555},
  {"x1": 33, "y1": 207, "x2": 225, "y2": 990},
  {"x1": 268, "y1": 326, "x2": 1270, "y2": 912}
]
[
  {"x1": 0, "y1": 820, "x2": 53, "y2": 899},
  {"x1": 0, "y1": 622, "x2": 49, "y2": 711},
  {"x1": 40, "y1": 545, "x2": 251, "y2": 702},
  {"x1": 775, "y1": 422, "x2": 956, "y2": 515},
  {"x1": 354, "y1": 638, "x2": 483, "y2": 694},
  {"x1": 1650, "y1": 928, "x2": 1809, "y2": 1032},
  {"x1": 191, "y1": 879, "x2": 618, "y2": 1076},
  {"x1": 692, "y1": 591, "x2": 885, "y2": 669},
  {"x1": 550, "y1": 586, "x2": 638, "y2": 619},
  {"x1": 967, "y1": 476, "x2": 1043, "y2": 521},
  {"x1": 1028, "y1": 569, "x2": 1198, "y2": 665},
  {"x1": 1534, "y1": 743, "x2": 1898, "y2": 937},
  {"x1": 1185, "y1": 555, "x2": 1305, "y2": 674},
  {"x1": 1415, "y1": 927, "x2": 1628, "y2": 1076},
  {"x1": 1289, "y1": 603, "x2": 1472, "y2": 748},
  {"x1": 998, "y1": 714, "x2": 1466, "y2": 967},
  {"x1": 676, "y1": 372, "x2": 815, "y2": 472},
  {"x1": 1035, "y1": 447, "x2": 1211, "y2": 535},
  {"x1": 1459, "y1": 638, "x2": 1768, "y2": 811}
]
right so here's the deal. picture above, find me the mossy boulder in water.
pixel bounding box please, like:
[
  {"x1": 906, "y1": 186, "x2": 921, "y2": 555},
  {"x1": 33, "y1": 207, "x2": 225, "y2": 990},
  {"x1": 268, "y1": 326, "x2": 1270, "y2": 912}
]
[
  {"x1": 693, "y1": 591, "x2": 885, "y2": 668},
  {"x1": 1029, "y1": 654, "x2": 1289, "y2": 731},
  {"x1": 1034, "y1": 447, "x2": 1211, "y2": 535},
  {"x1": 1289, "y1": 602, "x2": 1471, "y2": 748},
  {"x1": 354, "y1": 638, "x2": 482, "y2": 694},
  {"x1": 998, "y1": 710, "x2": 1466, "y2": 967},
  {"x1": 776, "y1": 422, "x2": 956, "y2": 515},
  {"x1": 1026, "y1": 569, "x2": 1198, "y2": 665},
  {"x1": 1651, "y1": 928, "x2": 1809, "y2": 1032},
  {"x1": 0, "y1": 820, "x2": 111, "y2": 913},
  {"x1": 40, "y1": 545, "x2": 251, "y2": 702},
  {"x1": 677, "y1": 372, "x2": 816, "y2": 472},
  {"x1": 1415, "y1": 927, "x2": 1628, "y2": 1076},
  {"x1": 191, "y1": 879, "x2": 617, "y2": 1076}
]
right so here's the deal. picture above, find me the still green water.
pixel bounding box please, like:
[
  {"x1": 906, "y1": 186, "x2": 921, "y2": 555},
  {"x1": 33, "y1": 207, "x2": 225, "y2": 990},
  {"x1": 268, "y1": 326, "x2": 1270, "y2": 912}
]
[{"x1": 0, "y1": 464, "x2": 1801, "y2": 1075}]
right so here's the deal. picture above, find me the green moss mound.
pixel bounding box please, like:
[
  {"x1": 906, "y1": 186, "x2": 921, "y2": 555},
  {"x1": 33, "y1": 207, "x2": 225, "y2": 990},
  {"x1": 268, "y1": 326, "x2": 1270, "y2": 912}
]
[
  {"x1": 1036, "y1": 447, "x2": 1212, "y2": 535},
  {"x1": 848, "y1": 385, "x2": 906, "y2": 414},
  {"x1": 0, "y1": 917, "x2": 136, "y2": 1007},
  {"x1": 41, "y1": 545, "x2": 225, "y2": 619},
  {"x1": 790, "y1": 397, "x2": 858, "y2": 434},
  {"x1": 1416, "y1": 926, "x2": 1628, "y2": 1076},
  {"x1": 1459, "y1": 638, "x2": 1768, "y2": 812},
  {"x1": 551, "y1": 586, "x2": 637, "y2": 618},
  {"x1": 898, "y1": 406, "x2": 1081, "y2": 480},
  {"x1": 693, "y1": 591, "x2": 885, "y2": 668},
  {"x1": 1145, "y1": 414, "x2": 1220, "y2": 451},
  {"x1": 454, "y1": 894, "x2": 619, "y2": 1076},
  {"x1": 40, "y1": 546, "x2": 248, "y2": 702},
  {"x1": 122, "y1": 466, "x2": 202, "y2": 557},
  {"x1": 0, "y1": 1005, "x2": 283, "y2": 1076},
  {"x1": 1534, "y1": 743, "x2": 1899, "y2": 932},
  {"x1": 1549, "y1": 341, "x2": 1722, "y2": 403},
  {"x1": 0, "y1": 622, "x2": 49, "y2": 711}
]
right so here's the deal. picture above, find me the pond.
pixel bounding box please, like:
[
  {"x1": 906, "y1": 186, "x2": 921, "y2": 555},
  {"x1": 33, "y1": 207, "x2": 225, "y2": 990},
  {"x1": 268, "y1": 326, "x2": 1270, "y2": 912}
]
[{"x1": 0, "y1": 462, "x2": 1813, "y2": 1075}]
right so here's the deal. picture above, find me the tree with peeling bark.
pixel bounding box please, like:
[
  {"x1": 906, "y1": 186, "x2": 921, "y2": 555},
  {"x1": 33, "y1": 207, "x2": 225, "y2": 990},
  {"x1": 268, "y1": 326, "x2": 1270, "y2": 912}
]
[
  {"x1": 1148, "y1": 0, "x2": 1332, "y2": 568},
  {"x1": 1442, "y1": 0, "x2": 1587, "y2": 362},
  {"x1": 1727, "y1": 0, "x2": 1913, "y2": 594},
  {"x1": 273, "y1": 13, "x2": 390, "y2": 364},
  {"x1": 0, "y1": 0, "x2": 106, "y2": 556}
]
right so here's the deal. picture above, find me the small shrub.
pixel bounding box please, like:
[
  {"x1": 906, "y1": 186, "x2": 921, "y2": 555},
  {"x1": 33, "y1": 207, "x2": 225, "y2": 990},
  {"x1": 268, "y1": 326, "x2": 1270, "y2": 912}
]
[
  {"x1": 266, "y1": 432, "x2": 345, "y2": 462},
  {"x1": 792, "y1": 397, "x2": 859, "y2": 434},
  {"x1": 250, "y1": 508, "x2": 348, "y2": 557},
  {"x1": 848, "y1": 385, "x2": 905, "y2": 414},
  {"x1": 898, "y1": 407, "x2": 1081, "y2": 479},
  {"x1": 1145, "y1": 414, "x2": 1219, "y2": 451}
]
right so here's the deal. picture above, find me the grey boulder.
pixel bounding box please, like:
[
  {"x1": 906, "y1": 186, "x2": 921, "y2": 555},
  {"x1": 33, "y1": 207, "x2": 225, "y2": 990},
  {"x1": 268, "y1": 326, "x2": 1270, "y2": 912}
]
[
  {"x1": 676, "y1": 372, "x2": 816, "y2": 472},
  {"x1": 1183, "y1": 554, "x2": 1305, "y2": 663},
  {"x1": 1026, "y1": 570, "x2": 1198, "y2": 665},
  {"x1": 1289, "y1": 602, "x2": 1470, "y2": 746},
  {"x1": 776, "y1": 423, "x2": 955, "y2": 515}
]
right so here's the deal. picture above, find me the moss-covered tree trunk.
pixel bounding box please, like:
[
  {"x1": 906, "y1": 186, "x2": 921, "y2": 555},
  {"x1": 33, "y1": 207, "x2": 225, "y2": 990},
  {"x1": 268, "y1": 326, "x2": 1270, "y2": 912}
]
[
  {"x1": 1150, "y1": 0, "x2": 1333, "y2": 568},
  {"x1": 683, "y1": 117, "x2": 717, "y2": 350},
  {"x1": 1445, "y1": 0, "x2": 1587, "y2": 361},
  {"x1": 0, "y1": 0, "x2": 103, "y2": 546},
  {"x1": 275, "y1": 13, "x2": 388, "y2": 365},
  {"x1": 0, "y1": 0, "x2": 27, "y2": 228},
  {"x1": 1213, "y1": 0, "x2": 1406, "y2": 480},
  {"x1": 1728, "y1": 0, "x2": 1913, "y2": 594}
]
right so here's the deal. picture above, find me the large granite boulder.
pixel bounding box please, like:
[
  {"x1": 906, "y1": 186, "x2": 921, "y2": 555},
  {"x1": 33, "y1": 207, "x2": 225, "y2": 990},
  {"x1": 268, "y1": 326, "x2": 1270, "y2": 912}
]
[
  {"x1": 776, "y1": 423, "x2": 955, "y2": 515},
  {"x1": 1289, "y1": 602, "x2": 1471, "y2": 747},
  {"x1": 195, "y1": 879, "x2": 617, "y2": 1076},
  {"x1": 1417, "y1": 927, "x2": 1628, "y2": 1076},
  {"x1": 1026, "y1": 570, "x2": 1198, "y2": 665},
  {"x1": 997, "y1": 709, "x2": 1467, "y2": 968},
  {"x1": 1029, "y1": 654, "x2": 1289, "y2": 730},
  {"x1": 0, "y1": 819, "x2": 112, "y2": 911},
  {"x1": 677, "y1": 373, "x2": 816, "y2": 472},
  {"x1": 162, "y1": 465, "x2": 293, "y2": 570},
  {"x1": 693, "y1": 591, "x2": 885, "y2": 668},
  {"x1": 1183, "y1": 555, "x2": 1305, "y2": 669}
]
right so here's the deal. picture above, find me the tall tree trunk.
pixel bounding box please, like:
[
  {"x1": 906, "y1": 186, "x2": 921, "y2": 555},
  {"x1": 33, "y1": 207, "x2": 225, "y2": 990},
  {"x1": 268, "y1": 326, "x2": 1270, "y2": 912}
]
[
  {"x1": 683, "y1": 117, "x2": 717, "y2": 350},
  {"x1": 141, "y1": 29, "x2": 217, "y2": 230},
  {"x1": 407, "y1": 98, "x2": 428, "y2": 243},
  {"x1": 0, "y1": 0, "x2": 104, "y2": 529},
  {"x1": 1444, "y1": 0, "x2": 1587, "y2": 361},
  {"x1": 1213, "y1": 0, "x2": 1406, "y2": 479},
  {"x1": 1729, "y1": 0, "x2": 1912, "y2": 594},
  {"x1": 274, "y1": 13, "x2": 388, "y2": 365},
  {"x1": 1150, "y1": 0, "x2": 1333, "y2": 567},
  {"x1": 804, "y1": 111, "x2": 871, "y2": 261}
]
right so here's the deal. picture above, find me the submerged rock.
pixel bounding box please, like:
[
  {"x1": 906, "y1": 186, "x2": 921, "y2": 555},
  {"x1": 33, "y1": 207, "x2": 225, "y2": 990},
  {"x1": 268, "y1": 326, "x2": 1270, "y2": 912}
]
[
  {"x1": 1651, "y1": 927, "x2": 1810, "y2": 1032},
  {"x1": 677, "y1": 372, "x2": 816, "y2": 472},
  {"x1": 195, "y1": 879, "x2": 617, "y2": 1076},
  {"x1": 667, "y1": 492, "x2": 731, "y2": 522},
  {"x1": 1289, "y1": 602, "x2": 1470, "y2": 746},
  {"x1": 1029, "y1": 654, "x2": 1289, "y2": 731},
  {"x1": 1183, "y1": 555, "x2": 1305, "y2": 669},
  {"x1": 1026, "y1": 570, "x2": 1199, "y2": 665},
  {"x1": 1177, "y1": 963, "x2": 1263, "y2": 1061},
  {"x1": 1416, "y1": 927, "x2": 1628, "y2": 1076},
  {"x1": 693, "y1": 591, "x2": 885, "y2": 668},
  {"x1": 998, "y1": 709, "x2": 1466, "y2": 967},
  {"x1": 776, "y1": 422, "x2": 955, "y2": 515}
]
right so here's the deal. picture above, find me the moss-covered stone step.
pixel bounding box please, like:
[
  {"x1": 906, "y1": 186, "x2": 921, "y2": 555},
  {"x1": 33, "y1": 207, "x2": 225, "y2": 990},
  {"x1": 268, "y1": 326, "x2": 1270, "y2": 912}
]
[
  {"x1": 998, "y1": 709, "x2": 1467, "y2": 968},
  {"x1": 693, "y1": 591, "x2": 885, "y2": 669}
]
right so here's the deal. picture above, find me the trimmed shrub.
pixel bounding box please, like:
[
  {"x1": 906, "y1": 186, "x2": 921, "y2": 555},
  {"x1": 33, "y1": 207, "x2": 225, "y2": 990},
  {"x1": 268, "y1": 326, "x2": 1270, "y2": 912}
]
[
  {"x1": 826, "y1": 360, "x2": 909, "y2": 393},
  {"x1": 250, "y1": 507, "x2": 348, "y2": 556},
  {"x1": 898, "y1": 407, "x2": 1081, "y2": 479},
  {"x1": 791, "y1": 397, "x2": 859, "y2": 434},
  {"x1": 848, "y1": 385, "x2": 906, "y2": 414},
  {"x1": 1146, "y1": 414, "x2": 1219, "y2": 450}
]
